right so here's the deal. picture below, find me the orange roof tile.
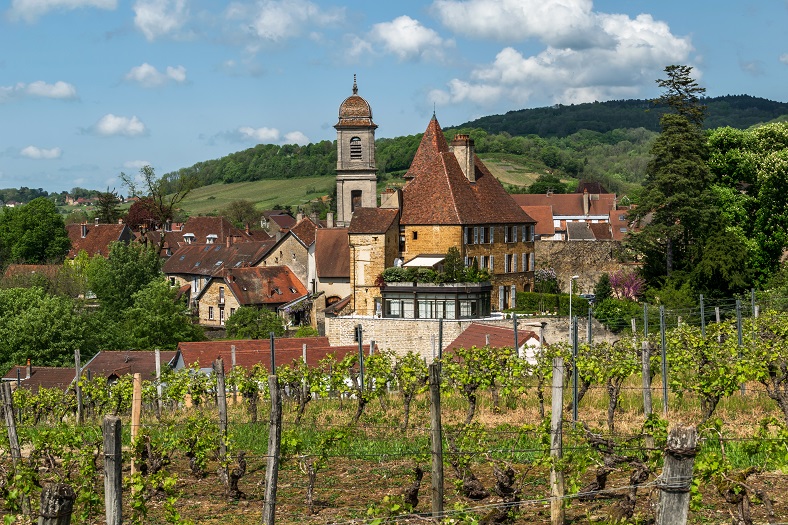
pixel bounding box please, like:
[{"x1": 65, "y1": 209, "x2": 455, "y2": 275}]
[
  {"x1": 348, "y1": 208, "x2": 399, "y2": 234},
  {"x1": 315, "y1": 228, "x2": 350, "y2": 279},
  {"x1": 444, "y1": 323, "x2": 538, "y2": 354},
  {"x1": 67, "y1": 223, "x2": 134, "y2": 258},
  {"x1": 212, "y1": 266, "x2": 308, "y2": 306}
]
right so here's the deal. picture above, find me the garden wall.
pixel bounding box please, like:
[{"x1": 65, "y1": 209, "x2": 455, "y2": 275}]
[{"x1": 535, "y1": 240, "x2": 635, "y2": 294}]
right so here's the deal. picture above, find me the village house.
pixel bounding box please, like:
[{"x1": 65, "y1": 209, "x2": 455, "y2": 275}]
[
  {"x1": 193, "y1": 265, "x2": 309, "y2": 328},
  {"x1": 444, "y1": 322, "x2": 541, "y2": 362},
  {"x1": 66, "y1": 220, "x2": 135, "y2": 258}
]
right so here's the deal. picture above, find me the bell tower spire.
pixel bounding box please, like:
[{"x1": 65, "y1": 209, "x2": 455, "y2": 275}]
[{"x1": 334, "y1": 77, "x2": 378, "y2": 227}]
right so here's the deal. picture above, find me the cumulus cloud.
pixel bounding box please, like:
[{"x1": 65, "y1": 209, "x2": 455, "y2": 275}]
[
  {"x1": 92, "y1": 114, "x2": 147, "y2": 137},
  {"x1": 284, "y1": 131, "x2": 309, "y2": 144},
  {"x1": 366, "y1": 15, "x2": 452, "y2": 62},
  {"x1": 0, "y1": 81, "x2": 77, "y2": 102},
  {"x1": 780, "y1": 53, "x2": 788, "y2": 65},
  {"x1": 238, "y1": 126, "x2": 280, "y2": 142},
  {"x1": 123, "y1": 160, "x2": 151, "y2": 169},
  {"x1": 133, "y1": 0, "x2": 188, "y2": 41},
  {"x1": 430, "y1": 5, "x2": 693, "y2": 108},
  {"x1": 124, "y1": 63, "x2": 187, "y2": 87},
  {"x1": 20, "y1": 145, "x2": 62, "y2": 159},
  {"x1": 8, "y1": 0, "x2": 116, "y2": 22},
  {"x1": 224, "y1": 0, "x2": 343, "y2": 51}
]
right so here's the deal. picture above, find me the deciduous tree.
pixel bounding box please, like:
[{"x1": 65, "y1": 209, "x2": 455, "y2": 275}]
[{"x1": 0, "y1": 197, "x2": 70, "y2": 264}]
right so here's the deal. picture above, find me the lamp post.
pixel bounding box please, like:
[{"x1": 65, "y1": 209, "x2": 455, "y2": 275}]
[{"x1": 569, "y1": 275, "x2": 579, "y2": 342}]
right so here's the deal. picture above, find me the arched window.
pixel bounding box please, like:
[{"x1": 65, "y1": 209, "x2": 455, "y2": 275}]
[{"x1": 350, "y1": 137, "x2": 362, "y2": 160}]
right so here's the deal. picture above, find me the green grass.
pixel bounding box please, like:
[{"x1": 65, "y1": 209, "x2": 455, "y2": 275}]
[{"x1": 178, "y1": 177, "x2": 335, "y2": 217}]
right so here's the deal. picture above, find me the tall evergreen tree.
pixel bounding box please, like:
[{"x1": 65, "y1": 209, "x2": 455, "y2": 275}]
[{"x1": 628, "y1": 65, "x2": 717, "y2": 285}]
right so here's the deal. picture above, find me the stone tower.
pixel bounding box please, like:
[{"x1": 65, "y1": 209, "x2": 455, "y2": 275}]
[{"x1": 335, "y1": 76, "x2": 378, "y2": 226}]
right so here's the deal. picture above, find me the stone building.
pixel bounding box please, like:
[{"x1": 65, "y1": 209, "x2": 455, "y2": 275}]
[{"x1": 347, "y1": 207, "x2": 399, "y2": 316}]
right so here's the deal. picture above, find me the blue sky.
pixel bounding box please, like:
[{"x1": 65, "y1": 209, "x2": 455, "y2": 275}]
[{"x1": 2, "y1": 0, "x2": 787, "y2": 194}]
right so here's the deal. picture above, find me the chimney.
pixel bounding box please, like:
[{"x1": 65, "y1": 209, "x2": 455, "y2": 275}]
[
  {"x1": 296, "y1": 211, "x2": 304, "y2": 222},
  {"x1": 326, "y1": 212, "x2": 334, "y2": 229},
  {"x1": 81, "y1": 223, "x2": 87, "y2": 238},
  {"x1": 583, "y1": 189, "x2": 589, "y2": 216},
  {"x1": 485, "y1": 334, "x2": 490, "y2": 346},
  {"x1": 380, "y1": 188, "x2": 402, "y2": 211},
  {"x1": 226, "y1": 236, "x2": 232, "y2": 248},
  {"x1": 450, "y1": 134, "x2": 476, "y2": 182},
  {"x1": 26, "y1": 358, "x2": 31, "y2": 379},
  {"x1": 310, "y1": 212, "x2": 318, "y2": 224},
  {"x1": 118, "y1": 218, "x2": 123, "y2": 225},
  {"x1": 95, "y1": 217, "x2": 100, "y2": 226},
  {"x1": 165, "y1": 219, "x2": 172, "y2": 232},
  {"x1": 245, "y1": 223, "x2": 250, "y2": 235}
]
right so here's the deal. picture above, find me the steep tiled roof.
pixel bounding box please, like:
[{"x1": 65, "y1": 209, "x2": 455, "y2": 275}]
[
  {"x1": 175, "y1": 337, "x2": 361, "y2": 372},
  {"x1": 178, "y1": 216, "x2": 266, "y2": 245},
  {"x1": 589, "y1": 222, "x2": 613, "y2": 240},
  {"x1": 348, "y1": 208, "x2": 399, "y2": 234},
  {"x1": 67, "y1": 223, "x2": 133, "y2": 258},
  {"x1": 83, "y1": 350, "x2": 177, "y2": 381},
  {"x1": 287, "y1": 217, "x2": 320, "y2": 247},
  {"x1": 210, "y1": 266, "x2": 308, "y2": 306},
  {"x1": 520, "y1": 206, "x2": 555, "y2": 236},
  {"x1": 262, "y1": 212, "x2": 297, "y2": 230},
  {"x1": 315, "y1": 228, "x2": 350, "y2": 279},
  {"x1": 444, "y1": 323, "x2": 538, "y2": 354},
  {"x1": 163, "y1": 240, "x2": 275, "y2": 277},
  {"x1": 400, "y1": 118, "x2": 533, "y2": 226},
  {"x1": 576, "y1": 181, "x2": 610, "y2": 194},
  {"x1": 2, "y1": 366, "x2": 76, "y2": 392}
]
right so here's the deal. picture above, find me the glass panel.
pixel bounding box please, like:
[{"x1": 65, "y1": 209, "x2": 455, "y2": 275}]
[{"x1": 403, "y1": 300, "x2": 415, "y2": 319}]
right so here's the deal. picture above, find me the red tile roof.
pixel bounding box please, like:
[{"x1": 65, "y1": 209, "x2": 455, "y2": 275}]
[
  {"x1": 2, "y1": 264, "x2": 60, "y2": 281},
  {"x1": 400, "y1": 118, "x2": 534, "y2": 226},
  {"x1": 512, "y1": 193, "x2": 617, "y2": 217},
  {"x1": 444, "y1": 323, "x2": 538, "y2": 354},
  {"x1": 2, "y1": 366, "x2": 76, "y2": 392},
  {"x1": 286, "y1": 217, "x2": 321, "y2": 247},
  {"x1": 208, "y1": 266, "x2": 308, "y2": 306},
  {"x1": 315, "y1": 228, "x2": 350, "y2": 279},
  {"x1": 83, "y1": 350, "x2": 177, "y2": 381},
  {"x1": 348, "y1": 208, "x2": 399, "y2": 234},
  {"x1": 520, "y1": 206, "x2": 555, "y2": 236},
  {"x1": 588, "y1": 222, "x2": 613, "y2": 240},
  {"x1": 175, "y1": 337, "x2": 361, "y2": 372},
  {"x1": 67, "y1": 223, "x2": 134, "y2": 258}
]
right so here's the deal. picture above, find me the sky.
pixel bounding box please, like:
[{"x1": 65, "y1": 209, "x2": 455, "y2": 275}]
[{"x1": 1, "y1": 0, "x2": 787, "y2": 194}]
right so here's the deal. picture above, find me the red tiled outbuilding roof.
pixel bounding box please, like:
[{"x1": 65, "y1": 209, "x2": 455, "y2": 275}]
[
  {"x1": 67, "y1": 223, "x2": 134, "y2": 258},
  {"x1": 315, "y1": 228, "x2": 350, "y2": 279},
  {"x1": 2, "y1": 365, "x2": 76, "y2": 392},
  {"x1": 83, "y1": 350, "x2": 177, "y2": 381},
  {"x1": 444, "y1": 323, "x2": 538, "y2": 354},
  {"x1": 348, "y1": 208, "x2": 399, "y2": 234}
]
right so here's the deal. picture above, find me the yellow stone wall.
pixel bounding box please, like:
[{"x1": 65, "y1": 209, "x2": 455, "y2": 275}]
[{"x1": 197, "y1": 280, "x2": 241, "y2": 328}]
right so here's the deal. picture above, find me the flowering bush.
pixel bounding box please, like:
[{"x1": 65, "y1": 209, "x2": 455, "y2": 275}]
[
  {"x1": 534, "y1": 268, "x2": 559, "y2": 294},
  {"x1": 609, "y1": 270, "x2": 645, "y2": 300}
]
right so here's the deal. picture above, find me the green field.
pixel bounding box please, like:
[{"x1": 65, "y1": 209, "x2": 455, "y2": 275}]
[{"x1": 178, "y1": 176, "x2": 335, "y2": 217}]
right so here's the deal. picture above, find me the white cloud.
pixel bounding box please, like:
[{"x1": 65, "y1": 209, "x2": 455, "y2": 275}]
[
  {"x1": 284, "y1": 131, "x2": 309, "y2": 145},
  {"x1": 0, "y1": 81, "x2": 77, "y2": 102},
  {"x1": 9, "y1": 0, "x2": 116, "y2": 22},
  {"x1": 123, "y1": 160, "x2": 151, "y2": 169},
  {"x1": 238, "y1": 126, "x2": 280, "y2": 142},
  {"x1": 225, "y1": 0, "x2": 343, "y2": 50},
  {"x1": 432, "y1": 0, "x2": 612, "y2": 49},
  {"x1": 430, "y1": 6, "x2": 693, "y2": 108},
  {"x1": 93, "y1": 114, "x2": 147, "y2": 137},
  {"x1": 367, "y1": 16, "x2": 450, "y2": 62},
  {"x1": 780, "y1": 53, "x2": 788, "y2": 65},
  {"x1": 133, "y1": 0, "x2": 188, "y2": 41},
  {"x1": 20, "y1": 145, "x2": 62, "y2": 159},
  {"x1": 124, "y1": 63, "x2": 187, "y2": 87}
]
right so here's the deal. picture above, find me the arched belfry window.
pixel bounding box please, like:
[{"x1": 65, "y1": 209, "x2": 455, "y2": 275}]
[{"x1": 350, "y1": 137, "x2": 362, "y2": 160}]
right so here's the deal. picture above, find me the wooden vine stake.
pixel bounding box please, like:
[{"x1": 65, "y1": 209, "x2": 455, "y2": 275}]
[
  {"x1": 39, "y1": 483, "x2": 75, "y2": 525},
  {"x1": 550, "y1": 357, "x2": 565, "y2": 525},
  {"x1": 130, "y1": 373, "x2": 142, "y2": 478},
  {"x1": 1, "y1": 381, "x2": 29, "y2": 514},
  {"x1": 429, "y1": 362, "x2": 444, "y2": 518},
  {"x1": 655, "y1": 425, "x2": 698, "y2": 525},
  {"x1": 214, "y1": 358, "x2": 229, "y2": 492},
  {"x1": 262, "y1": 374, "x2": 282, "y2": 525},
  {"x1": 103, "y1": 415, "x2": 122, "y2": 525}
]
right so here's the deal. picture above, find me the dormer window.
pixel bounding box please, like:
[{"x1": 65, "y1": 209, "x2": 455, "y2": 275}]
[
  {"x1": 184, "y1": 233, "x2": 195, "y2": 244},
  {"x1": 206, "y1": 234, "x2": 218, "y2": 244},
  {"x1": 350, "y1": 137, "x2": 362, "y2": 160}
]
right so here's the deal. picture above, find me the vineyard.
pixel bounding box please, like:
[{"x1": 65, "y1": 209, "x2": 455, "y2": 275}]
[{"x1": 4, "y1": 308, "x2": 788, "y2": 524}]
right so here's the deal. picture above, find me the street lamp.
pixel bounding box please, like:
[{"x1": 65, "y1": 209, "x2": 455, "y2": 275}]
[{"x1": 569, "y1": 275, "x2": 579, "y2": 341}]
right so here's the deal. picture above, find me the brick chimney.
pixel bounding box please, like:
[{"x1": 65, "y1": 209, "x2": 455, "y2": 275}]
[
  {"x1": 80, "y1": 223, "x2": 87, "y2": 238},
  {"x1": 583, "y1": 189, "x2": 589, "y2": 216},
  {"x1": 450, "y1": 134, "x2": 476, "y2": 182},
  {"x1": 26, "y1": 358, "x2": 31, "y2": 379}
]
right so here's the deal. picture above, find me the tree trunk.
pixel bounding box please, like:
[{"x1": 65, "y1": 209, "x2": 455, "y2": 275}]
[{"x1": 401, "y1": 392, "x2": 414, "y2": 430}]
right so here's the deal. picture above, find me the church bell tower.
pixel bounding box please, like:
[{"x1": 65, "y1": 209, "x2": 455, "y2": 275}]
[{"x1": 335, "y1": 76, "x2": 378, "y2": 226}]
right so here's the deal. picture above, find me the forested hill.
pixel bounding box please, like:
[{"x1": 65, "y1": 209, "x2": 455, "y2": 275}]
[
  {"x1": 160, "y1": 94, "x2": 788, "y2": 193},
  {"x1": 456, "y1": 95, "x2": 788, "y2": 138}
]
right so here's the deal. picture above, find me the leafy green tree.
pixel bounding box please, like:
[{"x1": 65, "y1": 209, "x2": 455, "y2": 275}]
[
  {"x1": 0, "y1": 287, "x2": 97, "y2": 371},
  {"x1": 527, "y1": 173, "x2": 567, "y2": 194},
  {"x1": 628, "y1": 66, "x2": 717, "y2": 286},
  {"x1": 94, "y1": 188, "x2": 122, "y2": 224},
  {"x1": 224, "y1": 306, "x2": 285, "y2": 339},
  {"x1": 442, "y1": 246, "x2": 464, "y2": 282},
  {"x1": 593, "y1": 273, "x2": 612, "y2": 302},
  {"x1": 122, "y1": 279, "x2": 204, "y2": 349},
  {"x1": 0, "y1": 197, "x2": 70, "y2": 264},
  {"x1": 220, "y1": 199, "x2": 260, "y2": 228},
  {"x1": 87, "y1": 241, "x2": 162, "y2": 315}
]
